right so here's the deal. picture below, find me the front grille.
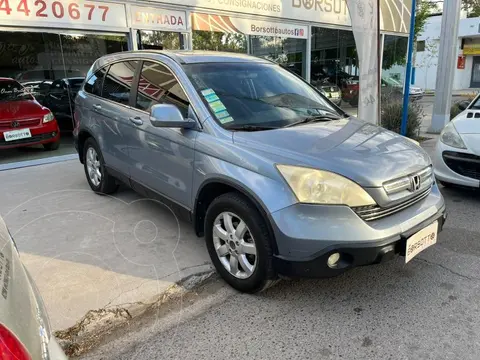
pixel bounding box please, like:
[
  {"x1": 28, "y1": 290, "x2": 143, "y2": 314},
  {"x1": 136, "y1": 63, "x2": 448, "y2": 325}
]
[
  {"x1": 0, "y1": 118, "x2": 41, "y2": 129},
  {"x1": 354, "y1": 187, "x2": 432, "y2": 222},
  {"x1": 442, "y1": 151, "x2": 480, "y2": 180},
  {"x1": 0, "y1": 132, "x2": 55, "y2": 147}
]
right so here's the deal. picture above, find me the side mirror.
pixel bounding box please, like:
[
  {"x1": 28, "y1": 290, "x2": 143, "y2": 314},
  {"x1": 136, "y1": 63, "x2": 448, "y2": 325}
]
[
  {"x1": 150, "y1": 104, "x2": 196, "y2": 129},
  {"x1": 457, "y1": 100, "x2": 470, "y2": 111}
]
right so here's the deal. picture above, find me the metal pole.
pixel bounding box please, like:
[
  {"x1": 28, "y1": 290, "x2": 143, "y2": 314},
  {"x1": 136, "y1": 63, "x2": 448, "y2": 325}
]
[
  {"x1": 429, "y1": 0, "x2": 462, "y2": 133},
  {"x1": 400, "y1": 0, "x2": 416, "y2": 136}
]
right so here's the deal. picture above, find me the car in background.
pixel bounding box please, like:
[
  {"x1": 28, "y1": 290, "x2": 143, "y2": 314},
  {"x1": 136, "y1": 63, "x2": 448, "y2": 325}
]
[
  {"x1": 20, "y1": 80, "x2": 53, "y2": 105},
  {"x1": 43, "y1": 77, "x2": 85, "y2": 132},
  {"x1": 0, "y1": 78, "x2": 60, "y2": 151},
  {"x1": 382, "y1": 76, "x2": 424, "y2": 100},
  {"x1": 15, "y1": 69, "x2": 84, "y2": 83},
  {"x1": 75, "y1": 51, "x2": 446, "y2": 293},
  {"x1": 311, "y1": 77, "x2": 342, "y2": 106},
  {"x1": 434, "y1": 95, "x2": 480, "y2": 188},
  {"x1": 0, "y1": 216, "x2": 67, "y2": 359}
]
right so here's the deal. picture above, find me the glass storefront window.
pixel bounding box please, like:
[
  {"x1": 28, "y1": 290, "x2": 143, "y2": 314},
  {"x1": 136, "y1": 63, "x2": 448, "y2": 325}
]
[
  {"x1": 310, "y1": 27, "x2": 358, "y2": 114},
  {"x1": 381, "y1": 35, "x2": 408, "y2": 102},
  {"x1": 0, "y1": 31, "x2": 128, "y2": 164},
  {"x1": 192, "y1": 31, "x2": 247, "y2": 53},
  {"x1": 250, "y1": 36, "x2": 307, "y2": 78},
  {"x1": 137, "y1": 30, "x2": 185, "y2": 50}
]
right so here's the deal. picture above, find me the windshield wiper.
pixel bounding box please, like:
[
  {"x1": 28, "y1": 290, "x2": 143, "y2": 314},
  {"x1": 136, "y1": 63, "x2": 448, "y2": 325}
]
[
  {"x1": 226, "y1": 124, "x2": 279, "y2": 131},
  {"x1": 284, "y1": 114, "x2": 341, "y2": 128}
]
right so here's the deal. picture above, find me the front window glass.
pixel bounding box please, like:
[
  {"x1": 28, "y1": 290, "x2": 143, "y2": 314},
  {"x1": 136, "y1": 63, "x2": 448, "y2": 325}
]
[
  {"x1": 184, "y1": 62, "x2": 341, "y2": 129},
  {"x1": 0, "y1": 80, "x2": 34, "y2": 102},
  {"x1": 135, "y1": 61, "x2": 189, "y2": 117}
]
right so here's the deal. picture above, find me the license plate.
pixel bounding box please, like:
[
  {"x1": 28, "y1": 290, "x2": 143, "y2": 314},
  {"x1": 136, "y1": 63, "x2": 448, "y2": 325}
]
[
  {"x1": 405, "y1": 221, "x2": 438, "y2": 263},
  {"x1": 3, "y1": 128, "x2": 31, "y2": 142},
  {"x1": 331, "y1": 92, "x2": 340, "y2": 98}
]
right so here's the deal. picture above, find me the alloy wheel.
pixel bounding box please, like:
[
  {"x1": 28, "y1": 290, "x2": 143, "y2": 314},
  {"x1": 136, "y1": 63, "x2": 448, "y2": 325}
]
[
  {"x1": 86, "y1": 147, "x2": 102, "y2": 187},
  {"x1": 212, "y1": 212, "x2": 257, "y2": 279}
]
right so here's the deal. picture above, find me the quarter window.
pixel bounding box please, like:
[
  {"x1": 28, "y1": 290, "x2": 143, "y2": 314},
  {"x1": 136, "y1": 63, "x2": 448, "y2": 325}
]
[
  {"x1": 135, "y1": 61, "x2": 189, "y2": 117},
  {"x1": 102, "y1": 61, "x2": 138, "y2": 105},
  {"x1": 84, "y1": 67, "x2": 107, "y2": 97}
]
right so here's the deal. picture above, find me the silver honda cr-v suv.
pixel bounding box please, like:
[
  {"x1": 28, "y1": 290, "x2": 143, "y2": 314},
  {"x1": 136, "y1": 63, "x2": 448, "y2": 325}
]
[{"x1": 74, "y1": 51, "x2": 446, "y2": 293}]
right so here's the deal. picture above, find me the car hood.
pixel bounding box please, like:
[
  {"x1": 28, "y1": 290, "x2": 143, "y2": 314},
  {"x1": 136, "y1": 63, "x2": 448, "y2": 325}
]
[
  {"x1": 0, "y1": 100, "x2": 47, "y2": 120},
  {"x1": 452, "y1": 111, "x2": 480, "y2": 134},
  {"x1": 233, "y1": 118, "x2": 430, "y2": 187}
]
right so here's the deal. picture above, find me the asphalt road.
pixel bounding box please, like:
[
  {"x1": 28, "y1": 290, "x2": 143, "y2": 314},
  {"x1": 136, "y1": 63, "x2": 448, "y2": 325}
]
[{"x1": 85, "y1": 143, "x2": 480, "y2": 360}]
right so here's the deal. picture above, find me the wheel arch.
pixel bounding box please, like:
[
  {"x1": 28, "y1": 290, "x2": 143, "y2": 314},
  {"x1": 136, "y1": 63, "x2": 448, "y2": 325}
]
[{"x1": 193, "y1": 178, "x2": 278, "y2": 254}]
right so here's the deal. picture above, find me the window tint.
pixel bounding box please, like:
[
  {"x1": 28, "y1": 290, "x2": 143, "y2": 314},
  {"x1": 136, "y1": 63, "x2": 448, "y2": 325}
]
[
  {"x1": 84, "y1": 67, "x2": 107, "y2": 96},
  {"x1": 135, "y1": 61, "x2": 189, "y2": 117},
  {"x1": 102, "y1": 61, "x2": 138, "y2": 105}
]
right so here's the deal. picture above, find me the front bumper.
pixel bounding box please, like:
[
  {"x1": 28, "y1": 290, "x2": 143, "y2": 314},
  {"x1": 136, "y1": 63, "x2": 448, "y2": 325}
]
[
  {"x1": 433, "y1": 139, "x2": 480, "y2": 188},
  {"x1": 271, "y1": 183, "x2": 446, "y2": 278},
  {"x1": 0, "y1": 121, "x2": 60, "y2": 149}
]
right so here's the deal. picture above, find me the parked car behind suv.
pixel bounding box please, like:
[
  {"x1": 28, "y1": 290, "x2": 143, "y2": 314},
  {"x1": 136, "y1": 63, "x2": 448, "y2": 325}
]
[
  {"x1": 74, "y1": 51, "x2": 446, "y2": 293},
  {"x1": 0, "y1": 78, "x2": 60, "y2": 151},
  {"x1": 0, "y1": 216, "x2": 67, "y2": 359}
]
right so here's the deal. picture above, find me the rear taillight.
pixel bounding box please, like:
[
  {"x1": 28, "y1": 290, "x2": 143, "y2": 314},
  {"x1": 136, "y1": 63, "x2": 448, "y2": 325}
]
[{"x1": 0, "y1": 324, "x2": 31, "y2": 360}]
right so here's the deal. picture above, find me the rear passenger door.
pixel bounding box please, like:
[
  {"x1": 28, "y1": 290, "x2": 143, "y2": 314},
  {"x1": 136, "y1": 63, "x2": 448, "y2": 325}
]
[
  {"x1": 94, "y1": 60, "x2": 140, "y2": 177},
  {"x1": 127, "y1": 60, "x2": 197, "y2": 208}
]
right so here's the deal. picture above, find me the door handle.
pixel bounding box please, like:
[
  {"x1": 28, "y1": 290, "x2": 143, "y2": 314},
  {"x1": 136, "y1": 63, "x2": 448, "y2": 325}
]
[
  {"x1": 129, "y1": 116, "x2": 144, "y2": 126},
  {"x1": 92, "y1": 104, "x2": 102, "y2": 111}
]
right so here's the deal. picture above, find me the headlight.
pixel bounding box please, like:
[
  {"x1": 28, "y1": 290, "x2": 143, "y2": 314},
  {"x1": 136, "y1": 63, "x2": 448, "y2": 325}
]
[
  {"x1": 440, "y1": 122, "x2": 466, "y2": 149},
  {"x1": 276, "y1": 165, "x2": 376, "y2": 206},
  {"x1": 43, "y1": 112, "x2": 54, "y2": 123}
]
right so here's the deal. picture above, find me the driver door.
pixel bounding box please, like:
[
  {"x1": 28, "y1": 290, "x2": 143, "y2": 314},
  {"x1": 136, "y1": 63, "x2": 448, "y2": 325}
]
[{"x1": 127, "y1": 60, "x2": 197, "y2": 208}]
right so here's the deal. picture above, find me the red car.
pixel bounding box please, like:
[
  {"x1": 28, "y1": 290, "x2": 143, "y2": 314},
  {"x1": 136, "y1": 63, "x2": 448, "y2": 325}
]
[{"x1": 0, "y1": 78, "x2": 60, "y2": 150}]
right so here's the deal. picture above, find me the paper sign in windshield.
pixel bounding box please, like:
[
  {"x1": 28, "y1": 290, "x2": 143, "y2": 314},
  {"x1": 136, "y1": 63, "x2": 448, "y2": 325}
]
[{"x1": 201, "y1": 88, "x2": 234, "y2": 124}]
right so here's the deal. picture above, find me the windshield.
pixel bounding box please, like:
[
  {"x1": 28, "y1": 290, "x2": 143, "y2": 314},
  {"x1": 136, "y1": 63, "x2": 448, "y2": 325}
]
[
  {"x1": 382, "y1": 77, "x2": 402, "y2": 87},
  {"x1": 184, "y1": 62, "x2": 342, "y2": 129},
  {"x1": 0, "y1": 80, "x2": 34, "y2": 102}
]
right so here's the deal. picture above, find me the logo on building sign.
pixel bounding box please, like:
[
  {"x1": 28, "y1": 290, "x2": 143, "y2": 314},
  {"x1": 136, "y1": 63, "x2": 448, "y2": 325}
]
[{"x1": 292, "y1": 0, "x2": 347, "y2": 14}]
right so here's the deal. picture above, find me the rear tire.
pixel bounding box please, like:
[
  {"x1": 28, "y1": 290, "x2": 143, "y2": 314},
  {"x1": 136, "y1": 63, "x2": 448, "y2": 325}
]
[
  {"x1": 83, "y1": 138, "x2": 118, "y2": 195},
  {"x1": 205, "y1": 192, "x2": 278, "y2": 293},
  {"x1": 43, "y1": 140, "x2": 60, "y2": 151}
]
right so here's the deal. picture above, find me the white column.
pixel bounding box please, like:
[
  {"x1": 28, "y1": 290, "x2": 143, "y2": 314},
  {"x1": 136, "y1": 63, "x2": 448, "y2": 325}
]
[{"x1": 429, "y1": 0, "x2": 462, "y2": 133}]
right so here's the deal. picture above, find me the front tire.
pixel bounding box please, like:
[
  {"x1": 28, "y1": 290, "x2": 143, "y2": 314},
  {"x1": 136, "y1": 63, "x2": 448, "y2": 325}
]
[
  {"x1": 83, "y1": 138, "x2": 118, "y2": 194},
  {"x1": 205, "y1": 192, "x2": 278, "y2": 293}
]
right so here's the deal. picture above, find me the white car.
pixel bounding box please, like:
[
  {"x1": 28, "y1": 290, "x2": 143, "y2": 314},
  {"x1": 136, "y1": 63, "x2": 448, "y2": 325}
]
[
  {"x1": 434, "y1": 97, "x2": 480, "y2": 188},
  {"x1": 0, "y1": 216, "x2": 67, "y2": 359}
]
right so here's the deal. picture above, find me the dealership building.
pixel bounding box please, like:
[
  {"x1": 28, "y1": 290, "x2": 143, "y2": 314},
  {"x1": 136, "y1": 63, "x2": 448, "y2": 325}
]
[
  {"x1": 0, "y1": 0, "x2": 410, "y2": 165},
  {"x1": 0, "y1": 0, "x2": 410, "y2": 82}
]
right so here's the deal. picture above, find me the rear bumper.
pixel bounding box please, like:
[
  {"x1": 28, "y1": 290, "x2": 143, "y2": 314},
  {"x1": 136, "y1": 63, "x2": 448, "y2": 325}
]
[{"x1": 273, "y1": 207, "x2": 446, "y2": 278}]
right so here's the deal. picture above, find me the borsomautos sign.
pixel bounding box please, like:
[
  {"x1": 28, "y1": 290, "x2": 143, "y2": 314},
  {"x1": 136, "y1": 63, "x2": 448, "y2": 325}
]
[
  {"x1": 0, "y1": 0, "x2": 127, "y2": 29},
  {"x1": 131, "y1": 6, "x2": 187, "y2": 31},
  {"x1": 175, "y1": 0, "x2": 410, "y2": 33},
  {"x1": 191, "y1": 13, "x2": 308, "y2": 39}
]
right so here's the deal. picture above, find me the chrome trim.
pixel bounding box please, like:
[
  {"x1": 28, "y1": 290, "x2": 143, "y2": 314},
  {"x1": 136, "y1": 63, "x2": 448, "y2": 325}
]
[
  {"x1": 383, "y1": 166, "x2": 433, "y2": 194},
  {"x1": 354, "y1": 187, "x2": 432, "y2": 221}
]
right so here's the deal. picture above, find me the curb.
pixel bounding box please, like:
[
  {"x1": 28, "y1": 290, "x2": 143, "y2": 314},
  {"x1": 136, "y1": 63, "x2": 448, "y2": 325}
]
[{"x1": 54, "y1": 269, "x2": 215, "y2": 357}]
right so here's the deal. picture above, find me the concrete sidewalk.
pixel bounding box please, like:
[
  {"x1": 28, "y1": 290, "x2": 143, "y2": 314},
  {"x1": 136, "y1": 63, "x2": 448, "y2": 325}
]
[{"x1": 0, "y1": 160, "x2": 212, "y2": 335}]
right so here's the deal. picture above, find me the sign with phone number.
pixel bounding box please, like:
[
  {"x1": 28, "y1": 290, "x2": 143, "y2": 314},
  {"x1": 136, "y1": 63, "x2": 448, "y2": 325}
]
[{"x1": 0, "y1": 0, "x2": 127, "y2": 28}]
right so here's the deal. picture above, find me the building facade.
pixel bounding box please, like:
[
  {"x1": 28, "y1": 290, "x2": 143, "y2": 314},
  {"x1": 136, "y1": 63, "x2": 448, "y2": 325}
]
[
  {"x1": 414, "y1": 13, "x2": 480, "y2": 91},
  {"x1": 0, "y1": 0, "x2": 411, "y2": 163}
]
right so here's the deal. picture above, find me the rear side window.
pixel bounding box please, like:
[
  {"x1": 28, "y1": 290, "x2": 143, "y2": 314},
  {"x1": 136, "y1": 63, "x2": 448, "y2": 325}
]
[
  {"x1": 84, "y1": 67, "x2": 107, "y2": 97},
  {"x1": 135, "y1": 61, "x2": 189, "y2": 117},
  {"x1": 102, "y1": 61, "x2": 138, "y2": 105}
]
